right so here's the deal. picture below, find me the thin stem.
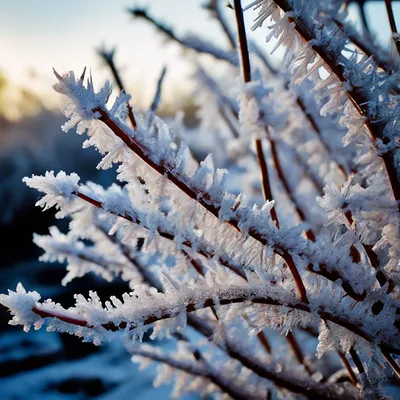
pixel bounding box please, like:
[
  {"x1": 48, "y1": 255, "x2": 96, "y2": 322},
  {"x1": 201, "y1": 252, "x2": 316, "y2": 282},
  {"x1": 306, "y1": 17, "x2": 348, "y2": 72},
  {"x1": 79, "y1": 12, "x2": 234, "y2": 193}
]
[
  {"x1": 204, "y1": 0, "x2": 236, "y2": 49},
  {"x1": 381, "y1": 349, "x2": 400, "y2": 380},
  {"x1": 255, "y1": 138, "x2": 279, "y2": 227},
  {"x1": 130, "y1": 8, "x2": 237, "y2": 64},
  {"x1": 218, "y1": 104, "x2": 241, "y2": 138},
  {"x1": 344, "y1": 209, "x2": 394, "y2": 292},
  {"x1": 257, "y1": 331, "x2": 272, "y2": 354},
  {"x1": 349, "y1": 347, "x2": 365, "y2": 377},
  {"x1": 267, "y1": 132, "x2": 316, "y2": 242},
  {"x1": 337, "y1": 351, "x2": 359, "y2": 386},
  {"x1": 305, "y1": 325, "x2": 359, "y2": 386},
  {"x1": 149, "y1": 66, "x2": 167, "y2": 114},
  {"x1": 222, "y1": 342, "x2": 357, "y2": 400},
  {"x1": 386, "y1": 0, "x2": 399, "y2": 35},
  {"x1": 232, "y1": 0, "x2": 311, "y2": 301},
  {"x1": 233, "y1": 0, "x2": 251, "y2": 83},
  {"x1": 295, "y1": 95, "x2": 348, "y2": 179},
  {"x1": 197, "y1": 67, "x2": 241, "y2": 138},
  {"x1": 358, "y1": 1, "x2": 371, "y2": 36},
  {"x1": 286, "y1": 331, "x2": 313, "y2": 375},
  {"x1": 97, "y1": 48, "x2": 137, "y2": 129},
  {"x1": 385, "y1": 0, "x2": 400, "y2": 54}
]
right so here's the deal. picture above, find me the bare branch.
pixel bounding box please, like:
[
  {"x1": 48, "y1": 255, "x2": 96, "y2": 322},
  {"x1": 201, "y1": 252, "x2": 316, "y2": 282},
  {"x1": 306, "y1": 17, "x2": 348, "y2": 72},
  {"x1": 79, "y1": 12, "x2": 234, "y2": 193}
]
[
  {"x1": 97, "y1": 46, "x2": 137, "y2": 129},
  {"x1": 385, "y1": 0, "x2": 400, "y2": 55}
]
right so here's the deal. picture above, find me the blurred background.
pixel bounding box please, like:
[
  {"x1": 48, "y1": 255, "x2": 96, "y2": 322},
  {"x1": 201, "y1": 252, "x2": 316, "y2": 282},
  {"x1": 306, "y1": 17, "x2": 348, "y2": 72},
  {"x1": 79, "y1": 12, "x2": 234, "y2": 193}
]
[{"x1": 0, "y1": 1, "x2": 398, "y2": 399}]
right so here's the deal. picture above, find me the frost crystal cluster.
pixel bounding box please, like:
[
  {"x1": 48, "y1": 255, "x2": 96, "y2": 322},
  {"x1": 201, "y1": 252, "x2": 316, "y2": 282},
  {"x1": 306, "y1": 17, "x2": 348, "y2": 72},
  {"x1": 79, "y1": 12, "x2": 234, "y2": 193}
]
[{"x1": 2, "y1": 0, "x2": 400, "y2": 398}]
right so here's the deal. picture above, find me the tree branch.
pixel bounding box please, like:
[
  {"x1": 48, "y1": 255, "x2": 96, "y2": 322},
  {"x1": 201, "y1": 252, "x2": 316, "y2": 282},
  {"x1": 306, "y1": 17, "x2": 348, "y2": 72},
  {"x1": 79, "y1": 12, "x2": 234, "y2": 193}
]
[
  {"x1": 27, "y1": 284, "x2": 400, "y2": 356},
  {"x1": 90, "y1": 104, "x2": 369, "y2": 302},
  {"x1": 269, "y1": 0, "x2": 400, "y2": 209}
]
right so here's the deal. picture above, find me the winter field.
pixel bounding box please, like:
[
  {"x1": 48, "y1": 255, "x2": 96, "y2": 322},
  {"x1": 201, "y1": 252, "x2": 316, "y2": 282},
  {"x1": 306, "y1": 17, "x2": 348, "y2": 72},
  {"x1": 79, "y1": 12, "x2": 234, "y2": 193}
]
[{"x1": 1, "y1": 1, "x2": 400, "y2": 399}]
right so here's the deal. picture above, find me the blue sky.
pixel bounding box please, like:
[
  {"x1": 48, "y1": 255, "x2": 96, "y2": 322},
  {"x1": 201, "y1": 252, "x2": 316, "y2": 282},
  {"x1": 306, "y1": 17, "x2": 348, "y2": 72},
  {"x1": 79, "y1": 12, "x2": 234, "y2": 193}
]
[
  {"x1": 0, "y1": 1, "x2": 398, "y2": 107},
  {"x1": 0, "y1": 1, "x2": 233, "y2": 106}
]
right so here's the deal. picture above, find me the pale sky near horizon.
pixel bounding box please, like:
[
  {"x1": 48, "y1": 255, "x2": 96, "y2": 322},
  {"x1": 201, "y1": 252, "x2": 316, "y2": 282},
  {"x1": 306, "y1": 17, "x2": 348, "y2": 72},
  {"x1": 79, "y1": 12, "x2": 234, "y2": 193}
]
[{"x1": 0, "y1": 1, "x2": 398, "y2": 109}]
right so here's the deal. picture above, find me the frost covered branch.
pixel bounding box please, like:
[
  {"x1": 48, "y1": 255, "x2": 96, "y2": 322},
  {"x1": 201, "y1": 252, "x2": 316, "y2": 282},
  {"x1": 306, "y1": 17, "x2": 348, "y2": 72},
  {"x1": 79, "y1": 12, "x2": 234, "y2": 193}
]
[
  {"x1": 2, "y1": 1, "x2": 400, "y2": 398},
  {"x1": 262, "y1": 0, "x2": 400, "y2": 205}
]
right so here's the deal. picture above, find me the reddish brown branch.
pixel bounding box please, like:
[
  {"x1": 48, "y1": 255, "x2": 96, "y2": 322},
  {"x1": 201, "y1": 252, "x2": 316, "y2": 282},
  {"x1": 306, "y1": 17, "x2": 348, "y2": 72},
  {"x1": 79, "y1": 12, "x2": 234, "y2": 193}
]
[
  {"x1": 255, "y1": 138, "x2": 279, "y2": 227},
  {"x1": 232, "y1": 1, "x2": 310, "y2": 302},
  {"x1": 381, "y1": 349, "x2": 400, "y2": 380},
  {"x1": 233, "y1": 0, "x2": 251, "y2": 83},
  {"x1": 295, "y1": 96, "x2": 348, "y2": 179},
  {"x1": 32, "y1": 306, "x2": 88, "y2": 327},
  {"x1": 267, "y1": 131, "x2": 316, "y2": 242},
  {"x1": 30, "y1": 291, "x2": 400, "y2": 356},
  {"x1": 337, "y1": 351, "x2": 359, "y2": 386},
  {"x1": 286, "y1": 331, "x2": 313, "y2": 375},
  {"x1": 257, "y1": 331, "x2": 272, "y2": 354},
  {"x1": 305, "y1": 326, "x2": 358, "y2": 386},
  {"x1": 234, "y1": 1, "x2": 323, "y2": 232}
]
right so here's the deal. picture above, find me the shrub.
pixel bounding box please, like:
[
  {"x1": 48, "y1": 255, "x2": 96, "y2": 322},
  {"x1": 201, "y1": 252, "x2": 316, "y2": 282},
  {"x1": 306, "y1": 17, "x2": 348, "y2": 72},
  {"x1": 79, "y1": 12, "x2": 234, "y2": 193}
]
[{"x1": 2, "y1": 0, "x2": 400, "y2": 398}]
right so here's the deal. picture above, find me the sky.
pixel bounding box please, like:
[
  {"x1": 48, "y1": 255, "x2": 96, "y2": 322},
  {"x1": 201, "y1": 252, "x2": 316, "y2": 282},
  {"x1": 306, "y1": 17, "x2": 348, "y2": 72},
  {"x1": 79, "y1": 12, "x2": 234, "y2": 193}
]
[{"x1": 0, "y1": 0, "x2": 398, "y2": 111}]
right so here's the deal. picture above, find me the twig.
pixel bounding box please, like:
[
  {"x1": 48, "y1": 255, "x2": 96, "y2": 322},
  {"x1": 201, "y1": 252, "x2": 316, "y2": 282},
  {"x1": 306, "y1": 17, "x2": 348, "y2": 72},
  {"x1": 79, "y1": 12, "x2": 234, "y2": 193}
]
[
  {"x1": 358, "y1": 1, "x2": 371, "y2": 36},
  {"x1": 349, "y1": 347, "x2": 365, "y2": 377},
  {"x1": 233, "y1": 0, "x2": 251, "y2": 83},
  {"x1": 267, "y1": 132, "x2": 316, "y2": 242},
  {"x1": 337, "y1": 351, "x2": 359, "y2": 386},
  {"x1": 234, "y1": 1, "x2": 317, "y2": 241},
  {"x1": 255, "y1": 138, "x2": 279, "y2": 227},
  {"x1": 149, "y1": 66, "x2": 167, "y2": 115},
  {"x1": 147, "y1": 66, "x2": 167, "y2": 128},
  {"x1": 381, "y1": 349, "x2": 400, "y2": 380},
  {"x1": 97, "y1": 47, "x2": 137, "y2": 129},
  {"x1": 286, "y1": 331, "x2": 313, "y2": 375},
  {"x1": 204, "y1": 0, "x2": 236, "y2": 49},
  {"x1": 385, "y1": 0, "x2": 400, "y2": 54},
  {"x1": 130, "y1": 8, "x2": 237, "y2": 64},
  {"x1": 257, "y1": 331, "x2": 272, "y2": 354},
  {"x1": 344, "y1": 209, "x2": 394, "y2": 293}
]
